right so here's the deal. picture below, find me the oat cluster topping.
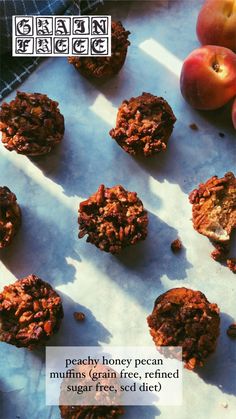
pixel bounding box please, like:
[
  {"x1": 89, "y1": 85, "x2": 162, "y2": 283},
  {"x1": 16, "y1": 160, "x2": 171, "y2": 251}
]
[
  {"x1": 109, "y1": 92, "x2": 176, "y2": 157},
  {"x1": 0, "y1": 274, "x2": 63, "y2": 349},
  {"x1": 78, "y1": 184, "x2": 148, "y2": 254},
  {"x1": 0, "y1": 91, "x2": 64, "y2": 156},
  {"x1": 147, "y1": 287, "x2": 220, "y2": 370}
]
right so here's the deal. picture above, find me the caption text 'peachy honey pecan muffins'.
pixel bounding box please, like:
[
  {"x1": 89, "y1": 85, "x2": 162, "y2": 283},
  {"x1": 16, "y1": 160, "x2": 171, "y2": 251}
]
[
  {"x1": 0, "y1": 186, "x2": 21, "y2": 248},
  {"x1": 68, "y1": 21, "x2": 130, "y2": 79},
  {"x1": 189, "y1": 172, "x2": 236, "y2": 267},
  {"x1": 109, "y1": 92, "x2": 176, "y2": 157},
  {"x1": 78, "y1": 184, "x2": 148, "y2": 254},
  {"x1": 147, "y1": 287, "x2": 220, "y2": 370},
  {"x1": 0, "y1": 91, "x2": 65, "y2": 156},
  {"x1": 0, "y1": 274, "x2": 63, "y2": 349}
]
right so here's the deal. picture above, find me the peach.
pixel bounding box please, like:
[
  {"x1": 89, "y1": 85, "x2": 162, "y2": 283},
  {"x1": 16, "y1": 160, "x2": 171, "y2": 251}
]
[
  {"x1": 232, "y1": 97, "x2": 236, "y2": 128},
  {"x1": 180, "y1": 45, "x2": 236, "y2": 110},
  {"x1": 197, "y1": 0, "x2": 236, "y2": 52}
]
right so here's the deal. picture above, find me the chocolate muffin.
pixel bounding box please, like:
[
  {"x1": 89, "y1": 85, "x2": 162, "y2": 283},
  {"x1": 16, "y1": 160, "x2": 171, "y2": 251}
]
[
  {"x1": 147, "y1": 287, "x2": 220, "y2": 370},
  {"x1": 0, "y1": 186, "x2": 21, "y2": 248},
  {"x1": 189, "y1": 172, "x2": 236, "y2": 243},
  {"x1": 0, "y1": 274, "x2": 63, "y2": 349},
  {"x1": 0, "y1": 91, "x2": 65, "y2": 156},
  {"x1": 78, "y1": 184, "x2": 148, "y2": 253},
  {"x1": 68, "y1": 21, "x2": 130, "y2": 78},
  {"x1": 109, "y1": 93, "x2": 176, "y2": 157},
  {"x1": 60, "y1": 405, "x2": 124, "y2": 419}
]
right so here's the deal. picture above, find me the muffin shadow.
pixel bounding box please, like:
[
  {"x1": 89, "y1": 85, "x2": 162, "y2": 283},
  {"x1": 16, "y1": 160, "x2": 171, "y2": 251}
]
[
  {"x1": 197, "y1": 312, "x2": 236, "y2": 396},
  {"x1": 49, "y1": 292, "x2": 112, "y2": 347},
  {"x1": 0, "y1": 205, "x2": 79, "y2": 288}
]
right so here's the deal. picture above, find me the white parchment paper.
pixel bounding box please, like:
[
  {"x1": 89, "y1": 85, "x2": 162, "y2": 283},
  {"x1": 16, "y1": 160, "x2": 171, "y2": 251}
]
[{"x1": 0, "y1": 1, "x2": 235, "y2": 418}]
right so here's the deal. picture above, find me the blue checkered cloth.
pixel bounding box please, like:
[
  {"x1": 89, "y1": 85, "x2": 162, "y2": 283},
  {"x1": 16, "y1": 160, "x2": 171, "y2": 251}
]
[{"x1": 0, "y1": 0, "x2": 103, "y2": 99}]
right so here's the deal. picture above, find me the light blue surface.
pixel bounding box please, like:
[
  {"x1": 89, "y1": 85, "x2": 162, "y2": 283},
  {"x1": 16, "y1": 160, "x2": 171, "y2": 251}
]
[{"x1": 0, "y1": 1, "x2": 235, "y2": 418}]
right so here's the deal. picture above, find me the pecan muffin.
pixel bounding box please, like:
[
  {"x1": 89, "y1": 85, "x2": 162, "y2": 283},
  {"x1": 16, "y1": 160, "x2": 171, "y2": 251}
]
[
  {"x1": 68, "y1": 21, "x2": 130, "y2": 78},
  {"x1": 78, "y1": 184, "x2": 148, "y2": 253},
  {"x1": 60, "y1": 364, "x2": 124, "y2": 418},
  {"x1": 60, "y1": 405, "x2": 124, "y2": 419},
  {"x1": 189, "y1": 172, "x2": 236, "y2": 243},
  {"x1": 0, "y1": 186, "x2": 21, "y2": 248},
  {"x1": 0, "y1": 274, "x2": 63, "y2": 349},
  {"x1": 0, "y1": 91, "x2": 65, "y2": 156},
  {"x1": 109, "y1": 93, "x2": 176, "y2": 157},
  {"x1": 147, "y1": 287, "x2": 220, "y2": 370}
]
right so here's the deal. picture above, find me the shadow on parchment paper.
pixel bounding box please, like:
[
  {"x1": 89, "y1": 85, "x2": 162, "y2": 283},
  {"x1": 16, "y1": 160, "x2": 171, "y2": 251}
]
[
  {"x1": 0, "y1": 205, "x2": 79, "y2": 288},
  {"x1": 197, "y1": 312, "x2": 236, "y2": 396},
  {"x1": 77, "y1": 211, "x2": 192, "y2": 312},
  {"x1": 48, "y1": 292, "x2": 112, "y2": 347},
  {"x1": 115, "y1": 211, "x2": 191, "y2": 278},
  {"x1": 123, "y1": 405, "x2": 160, "y2": 418}
]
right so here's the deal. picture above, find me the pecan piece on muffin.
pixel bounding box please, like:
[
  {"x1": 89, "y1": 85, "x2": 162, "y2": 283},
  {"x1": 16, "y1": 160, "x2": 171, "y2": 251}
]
[
  {"x1": 0, "y1": 186, "x2": 21, "y2": 248},
  {"x1": 78, "y1": 184, "x2": 148, "y2": 254},
  {"x1": 0, "y1": 274, "x2": 63, "y2": 349},
  {"x1": 0, "y1": 91, "x2": 64, "y2": 156},
  {"x1": 68, "y1": 21, "x2": 130, "y2": 79},
  {"x1": 147, "y1": 287, "x2": 220, "y2": 370},
  {"x1": 109, "y1": 92, "x2": 176, "y2": 157}
]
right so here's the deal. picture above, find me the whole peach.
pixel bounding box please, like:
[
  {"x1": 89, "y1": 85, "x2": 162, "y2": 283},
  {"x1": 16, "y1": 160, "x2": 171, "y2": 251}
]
[
  {"x1": 180, "y1": 45, "x2": 236, "y2": 110},
  {"x1": 197, "y1": 0, "x2": 236, "y2": 52}
]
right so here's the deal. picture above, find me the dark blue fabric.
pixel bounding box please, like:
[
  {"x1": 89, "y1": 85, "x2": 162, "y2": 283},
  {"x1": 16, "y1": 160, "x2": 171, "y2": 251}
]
[{"x1": 0, "y1": 0, "x2": 103, "y2": 99}]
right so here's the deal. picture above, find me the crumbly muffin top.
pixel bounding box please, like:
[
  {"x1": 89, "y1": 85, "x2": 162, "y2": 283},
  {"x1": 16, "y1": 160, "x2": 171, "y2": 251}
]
[{"x1": 78, "y1": 184, "x2": 148, "y2": 254}]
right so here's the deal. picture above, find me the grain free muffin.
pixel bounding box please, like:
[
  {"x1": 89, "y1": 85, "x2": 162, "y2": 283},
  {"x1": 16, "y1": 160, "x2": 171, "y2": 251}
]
[
  {"x1": 60, "y1": 405, "x2": 124, "y2": 419},
  {"x1": 189, "y1": 172, "x2": 236, "y2": 268},
  {"x1": 109, "y1": 92, "x2": 176, "y2": 157},
  {"x1": 0, "y1": 91, "x2": 64, "y2": 156},
  {"x1": 0, "y1": 186, "x2": 21, "y2": 248},
  {"x1": 68, "y1": 21, "x2": 130, "y2": 78},
  {"x1": 0, "y1": 274, "x2": 63, "y2": 349},
  {"x1": 78, "y1": 184, "x2": 148, "y2": 253},
  {"x1": 147, "y1": 287, "x2": 220, "y2": 370},
  {"x1": 60, "y1": 364, "x2": 124, "y2": 418}
]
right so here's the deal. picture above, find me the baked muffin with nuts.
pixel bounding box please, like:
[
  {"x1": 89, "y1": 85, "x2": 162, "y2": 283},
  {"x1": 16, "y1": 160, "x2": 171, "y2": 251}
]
[
  {"x1": 189, "y1": 172, "x2": 236, "y2": 243},
  {"x1": 0, "y1": 186, "x2": 21, "y2": 248},
  {"x1": 60, "y1": 364, "x2": 124, "y2": 418},
  {"x1": 0, "y1": 274, "x2": 63, "y2": 349},
  {"x1": 147, "y1": 287, "x2": 220, "y2": 370},
  {"x1": 109, "y1": 93, "x2": 176, "y2": 157},
  {"x1": 68, "y1": 21, "x2": 130, "y2": 78},
  {"x1": 189, "y1": 172, "x2": 236, "y2": 265},
  {"x1": 78, "y1": 184, "x2": 148, "y2": 253},
  {"x1": 0, "y1": 91, "x2": 64, "y2": 156},
  {"x1": 60, "y1": 405, "x2": 124, "y2": 419}
]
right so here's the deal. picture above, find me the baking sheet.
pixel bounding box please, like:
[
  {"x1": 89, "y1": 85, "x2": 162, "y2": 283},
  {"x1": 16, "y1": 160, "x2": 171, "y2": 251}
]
[{"x1": 0, "y1": 1, "x2": 236, "y2": 418}]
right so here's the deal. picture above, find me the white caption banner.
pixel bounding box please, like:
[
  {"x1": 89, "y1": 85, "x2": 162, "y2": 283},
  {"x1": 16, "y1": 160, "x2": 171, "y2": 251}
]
[{"x1": 46, "y1": 346, "x2": 183, "y2": 406}]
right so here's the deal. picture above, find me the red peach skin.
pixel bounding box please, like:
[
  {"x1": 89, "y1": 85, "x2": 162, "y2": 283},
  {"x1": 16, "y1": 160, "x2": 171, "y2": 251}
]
[
  {"x1": 232, "y1": 97, "x2": 236, "y2": 128},
  {"x1": 180, "y1": 46, "x2": 236, "y2": 110},
  {"x1": 197, "y1": 0, "x2": 236, "y2": 52}
]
